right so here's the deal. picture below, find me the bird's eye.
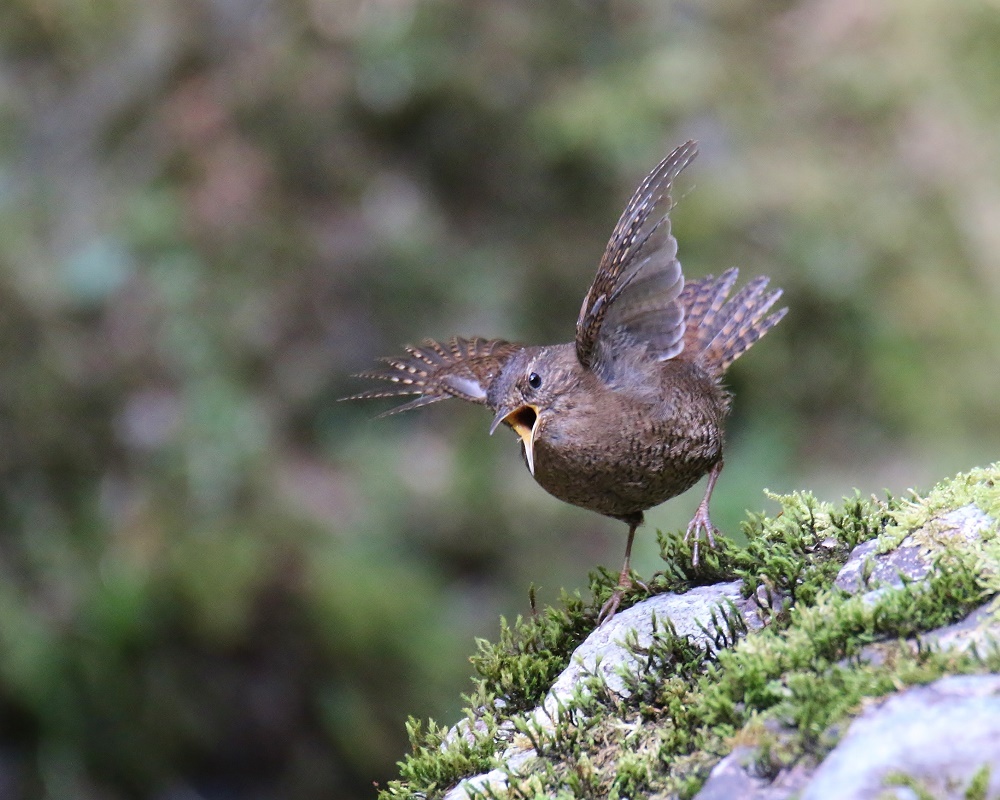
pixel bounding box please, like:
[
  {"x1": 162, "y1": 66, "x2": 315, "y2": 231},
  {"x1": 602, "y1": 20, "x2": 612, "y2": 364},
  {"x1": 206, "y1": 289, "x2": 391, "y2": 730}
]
[{"x1": 528, "y1": 371, "x2": 542, "y2": 390}]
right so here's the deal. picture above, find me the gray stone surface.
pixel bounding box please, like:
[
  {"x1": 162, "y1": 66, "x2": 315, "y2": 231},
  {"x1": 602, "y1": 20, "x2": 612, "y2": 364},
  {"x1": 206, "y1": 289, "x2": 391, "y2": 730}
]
[
  {"x1": 694, "y1": 746, "x2": 814, "y2": 800},
  {"x1": 692, "y1": 746, "x2": 769, "y2": 800},
  {"x1": 801, "y1": 675, "x2": 1000, "y2": 800},
  {"x1": 441, "y1": 749, "x2": 536, "y2": 800},
  {"x1": 544, "y1": 581, "x2": 779, "y2": 708},
  {"x1": 920, "y1": 604, "x2": 1000, "y2": 656},
  {"x1": 835, "y1": 503, "x2": 995, "y2": 598}
]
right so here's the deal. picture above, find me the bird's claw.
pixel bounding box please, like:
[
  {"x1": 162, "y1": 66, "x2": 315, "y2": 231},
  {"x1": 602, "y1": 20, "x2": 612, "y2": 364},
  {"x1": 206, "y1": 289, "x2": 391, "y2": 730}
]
[
  {"x1": 597, "y1": 590, "x2": 623, "y2": 624},
  {"x1": 684, "y1": 503, "x2": 718, "y2": 567},
  {"x1": 596, "y1": 571, "x2": 648, "y2": 625}
]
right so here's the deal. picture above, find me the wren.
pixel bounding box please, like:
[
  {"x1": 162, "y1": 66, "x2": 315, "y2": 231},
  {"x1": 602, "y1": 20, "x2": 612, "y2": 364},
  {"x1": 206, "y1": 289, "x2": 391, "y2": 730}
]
[{"x1": 348, "y1": 141, "x2": 786, "y2": 621}]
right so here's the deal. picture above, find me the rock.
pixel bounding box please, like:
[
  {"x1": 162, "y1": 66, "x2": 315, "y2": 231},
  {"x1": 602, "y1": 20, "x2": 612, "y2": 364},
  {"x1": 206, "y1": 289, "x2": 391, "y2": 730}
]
[
  {"x1": 835, "y1": 503, "x2": 996, "y2": 600},
  {"x1": 445, "y1": 581, "x2": 783, "y2": 799},
  {"x1": 441, "y1": 750, "x2": 535, "y2": 800},
  {"x1": 404, "y1": 465, "x2": 1000, "y2": 800},
  {"x1": 693, "y1": 746, "x2": 770, "y2": 800},
  {"x1": 802, "y1": 675, "x2": 1000, "y2": 800},
  {"x1": 697, "y1": 675, "x2": 1000, "y2": 800},
  {"x1": 921, "y1": 604, "x2": 1000, "y2": 657},
  {"x1": 697, "y1": 495, "x2": 999, "y2": 799},
  {"x1": 695, "y1": 746, "x2": 813, "y2": 800},
  {"x1": 544, "y1": 580, "x2": 781, "y2": 708}
]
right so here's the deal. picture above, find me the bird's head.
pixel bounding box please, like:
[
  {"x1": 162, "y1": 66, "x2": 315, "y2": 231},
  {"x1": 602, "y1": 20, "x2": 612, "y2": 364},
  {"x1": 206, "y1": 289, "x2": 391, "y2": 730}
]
[{"x1": 487, "y1": 346, "x2": 580, "y2": 475}]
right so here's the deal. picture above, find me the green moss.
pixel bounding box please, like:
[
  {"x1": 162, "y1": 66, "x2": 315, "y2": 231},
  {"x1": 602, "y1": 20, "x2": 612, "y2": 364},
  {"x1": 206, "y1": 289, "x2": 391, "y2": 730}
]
[
  {"x1": 732, "y1": 489, "x2": 894, "y2": 606},
  {"x1": 965, "y1": 764, "x2": 993, "y2": 800},
  {"x1": 391, "y1": 714, "x2": 499, "y2": 795},
  {"x1": 879, "y1": 462, "x2": 1000, "y2": 551},
  {"x1": 884, "y1": 763, "x2": 994, "y2": 800},
  {"x1": 468, "y1": 593, "x2": 595, "y2": 714},
  {"x1": 380, "y1": 468, "x2": 1000, "y2": 800},
  {"x1": 883, "y1": 771, "x2": 938, "y2": 800}
]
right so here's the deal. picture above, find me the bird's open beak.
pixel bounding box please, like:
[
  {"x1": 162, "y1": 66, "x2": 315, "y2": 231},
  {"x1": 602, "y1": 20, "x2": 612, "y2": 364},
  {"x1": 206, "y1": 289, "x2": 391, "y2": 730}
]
[{"x1": 489, "y1": 404, "x2": 540, "y2": 475}]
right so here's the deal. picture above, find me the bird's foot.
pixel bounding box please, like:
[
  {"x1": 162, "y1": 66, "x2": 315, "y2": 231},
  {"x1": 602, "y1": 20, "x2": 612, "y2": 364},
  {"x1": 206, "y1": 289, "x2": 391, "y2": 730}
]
[
  {"x1": 597, "y1": 571, "x2": 647, "y2": 625},
  {"x1": 597, "y1": 589, "x2": 623, "y2": 624},
  {"x1": 684, "y1": 503, "x2": 719, "y2": 568}
]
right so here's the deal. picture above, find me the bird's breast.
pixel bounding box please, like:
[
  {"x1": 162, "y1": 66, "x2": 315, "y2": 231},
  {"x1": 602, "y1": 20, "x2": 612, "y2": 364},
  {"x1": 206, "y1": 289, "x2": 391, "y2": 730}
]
[{"x1": 525, "y1": 373, "x2": 726, "y2": 520}]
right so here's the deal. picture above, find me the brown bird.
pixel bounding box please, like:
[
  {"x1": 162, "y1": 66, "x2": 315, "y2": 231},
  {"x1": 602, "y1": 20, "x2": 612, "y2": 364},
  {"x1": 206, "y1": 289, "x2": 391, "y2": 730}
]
[{"x1": 347, "y1": 141, "x2": 786, "y2": 621}]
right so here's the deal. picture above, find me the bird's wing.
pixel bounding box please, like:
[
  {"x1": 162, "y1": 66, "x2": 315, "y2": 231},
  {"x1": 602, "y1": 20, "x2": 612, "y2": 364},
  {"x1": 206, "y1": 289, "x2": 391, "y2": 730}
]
[
  {"x1": 575, "y1": 140, "x2": 698, "y2": 375},
  {"x1": 344, "y1": 337, "x2": 522, "y2": 416}
]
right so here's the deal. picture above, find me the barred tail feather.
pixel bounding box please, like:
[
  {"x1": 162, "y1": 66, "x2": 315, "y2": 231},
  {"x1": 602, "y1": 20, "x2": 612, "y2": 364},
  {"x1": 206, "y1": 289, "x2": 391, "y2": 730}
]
[
  {"x1": 680, "y1": 268, "x2": 786, "y2": 376},
  {"x1": 680, "y1": 268, "x2": 740, "y2": 344}
]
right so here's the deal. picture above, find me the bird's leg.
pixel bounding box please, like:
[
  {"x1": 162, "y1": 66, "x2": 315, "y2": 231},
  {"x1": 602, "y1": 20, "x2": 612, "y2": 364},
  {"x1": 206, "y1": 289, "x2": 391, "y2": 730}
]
[
  {"x1": 684, "y1": 460, "x2": 723, "y2": 567},
  {"x1": 597, "y1": 520, "x2": 643, "y2": 624}
]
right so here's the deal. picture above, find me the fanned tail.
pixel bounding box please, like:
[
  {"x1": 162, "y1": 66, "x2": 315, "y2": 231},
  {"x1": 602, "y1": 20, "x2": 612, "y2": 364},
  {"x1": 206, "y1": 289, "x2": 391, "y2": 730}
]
[{"x1": 679, "y1": 267, "x2": 786, "y2": 376}]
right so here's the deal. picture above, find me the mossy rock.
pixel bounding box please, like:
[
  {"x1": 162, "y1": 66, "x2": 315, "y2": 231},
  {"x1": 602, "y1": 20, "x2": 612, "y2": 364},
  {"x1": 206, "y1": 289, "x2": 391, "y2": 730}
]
[{"x1": 380, "y1": 464, "x2": 1000, "y2": 800}]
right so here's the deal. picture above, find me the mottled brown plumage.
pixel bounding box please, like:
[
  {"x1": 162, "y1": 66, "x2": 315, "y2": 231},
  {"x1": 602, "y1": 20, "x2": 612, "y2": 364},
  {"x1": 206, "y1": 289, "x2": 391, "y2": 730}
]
[{"x1": 347, "y1": 141, "x2": 786, "y2": 621}]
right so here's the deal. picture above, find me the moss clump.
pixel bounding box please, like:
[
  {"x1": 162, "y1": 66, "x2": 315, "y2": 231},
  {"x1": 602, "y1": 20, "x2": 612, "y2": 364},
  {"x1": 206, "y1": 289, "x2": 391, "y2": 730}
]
[
  {"x1": 379, "y1": 595, "x2": 597, "y2": 797},
  {"x1": 379, "y1": 466, "x2": 1000, "y2": 800},
  {"x1": 487, "y1": 561, "x2": 994, "y2": 798},
  {"x1": 732, "y1": 489, "x2": 896, "y2": 606},
  {"x1": 880, "y1": 463, "x2": 1000, "y2": 551},
  {"x1": 392, "y1": 714, "x2": 500, "y2": 794},
  {"x1": 468, "y1": 593, "x2": 595, "y2": 715}
]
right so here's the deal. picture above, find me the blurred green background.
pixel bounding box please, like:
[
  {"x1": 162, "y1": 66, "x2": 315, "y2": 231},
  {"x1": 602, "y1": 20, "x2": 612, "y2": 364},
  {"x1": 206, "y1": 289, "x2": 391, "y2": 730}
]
[{"x1": 1, "y1": 0, "x2": 998, "y2": 797}]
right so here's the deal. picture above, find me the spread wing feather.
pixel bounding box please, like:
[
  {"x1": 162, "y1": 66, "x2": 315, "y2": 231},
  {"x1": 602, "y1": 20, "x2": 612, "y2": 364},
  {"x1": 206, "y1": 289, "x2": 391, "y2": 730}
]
[
  {"x1": 575, "y1": 140, "x2": 698, "y2": 373},
  {"x1": 345, "y1": 336, "x2": 521, "y2": 416}
]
